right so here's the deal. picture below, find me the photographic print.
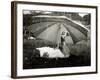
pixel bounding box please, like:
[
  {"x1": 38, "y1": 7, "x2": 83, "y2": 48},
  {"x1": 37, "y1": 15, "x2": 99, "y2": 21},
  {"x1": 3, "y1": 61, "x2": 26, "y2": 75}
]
[
  {"x1": 23, "y1": 10, "x2": 91, "y2": 69},
  {"x1": 11, "y1": 1, "x2": 97, "y2": 78}
]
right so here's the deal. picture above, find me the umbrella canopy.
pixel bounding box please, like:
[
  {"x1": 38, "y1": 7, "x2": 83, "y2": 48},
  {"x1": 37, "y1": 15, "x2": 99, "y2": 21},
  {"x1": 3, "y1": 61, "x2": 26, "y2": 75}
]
[{"x1": 29, "y1": 16, "x2": 88, "y2": 45}]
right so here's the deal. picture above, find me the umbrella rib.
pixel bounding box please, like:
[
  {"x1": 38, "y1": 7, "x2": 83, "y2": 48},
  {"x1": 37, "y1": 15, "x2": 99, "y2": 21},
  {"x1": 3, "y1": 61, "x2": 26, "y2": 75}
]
[
  {"x1": 36, "y1": 22, "x2": 61, "y2": 43},
  {"x1": 55, "y1": 23, "x2": 62, "y2": 46},
  {"x1": 33, "y1": 22, "x2": 58, "y2": 36},
  {"x1": 62, "y1": 23, "x2": 79, "y2": 44},
  {"x1": 64, "y1": 19, "x2": 88, "y2": 36},
  {"x1": 32, "y1": 22, "x2": 56, "y2": 33}
]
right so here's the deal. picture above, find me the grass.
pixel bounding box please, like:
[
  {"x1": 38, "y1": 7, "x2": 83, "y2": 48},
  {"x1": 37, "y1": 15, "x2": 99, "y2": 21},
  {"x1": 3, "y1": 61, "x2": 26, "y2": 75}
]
[{"x1": 23, "y1": 39, "x2": 91, "y2": 69}]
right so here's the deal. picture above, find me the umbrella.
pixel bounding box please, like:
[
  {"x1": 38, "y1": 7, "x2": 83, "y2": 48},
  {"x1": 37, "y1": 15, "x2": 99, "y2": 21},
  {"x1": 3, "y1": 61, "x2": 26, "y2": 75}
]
[{"x1": 29, "y1": 16, "x2": 89, "y2": 45}]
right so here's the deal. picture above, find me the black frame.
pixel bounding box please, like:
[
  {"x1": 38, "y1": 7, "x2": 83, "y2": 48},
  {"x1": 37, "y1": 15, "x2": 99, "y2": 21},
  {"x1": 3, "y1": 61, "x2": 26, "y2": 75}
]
[{"x1": 11, "y1": 1, "x2": 98, "y2": 79}]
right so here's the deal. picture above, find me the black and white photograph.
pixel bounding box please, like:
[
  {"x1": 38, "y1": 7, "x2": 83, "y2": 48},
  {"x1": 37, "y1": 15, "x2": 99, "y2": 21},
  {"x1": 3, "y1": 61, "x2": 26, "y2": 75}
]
[
  {"x1": 11, "y1": 1, "x2": 97, "y2": 78},
  {"x1": 23, "y1": 10, "x2": 91, "y2": 69}
]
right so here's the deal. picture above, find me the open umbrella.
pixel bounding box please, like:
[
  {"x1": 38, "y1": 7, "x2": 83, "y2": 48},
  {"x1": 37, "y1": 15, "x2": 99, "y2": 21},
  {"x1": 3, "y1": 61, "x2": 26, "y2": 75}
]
[
  {"x1": 28, "y1": 15, "x2": 89, "y2": 57},
  {"x1": 29, "y1": 15, "x2": 89, "y2": 45}
]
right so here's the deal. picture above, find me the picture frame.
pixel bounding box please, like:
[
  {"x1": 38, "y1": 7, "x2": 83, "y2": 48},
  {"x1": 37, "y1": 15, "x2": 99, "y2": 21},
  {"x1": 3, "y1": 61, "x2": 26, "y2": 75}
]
[{"x1": 11, "y1": 1, "x2": 98, "y2": 78}]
